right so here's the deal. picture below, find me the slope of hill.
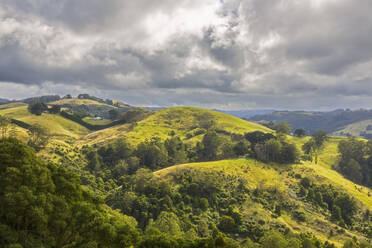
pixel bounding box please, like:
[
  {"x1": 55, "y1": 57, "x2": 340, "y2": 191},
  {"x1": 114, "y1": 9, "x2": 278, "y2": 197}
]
[
  {"x1": 0, "y1": 106, "x2": 89, "y2": 139},
  {"x1": 81, "y1": 106, "x2": 273, "y2": 146},
  {"x1": 155, "y1": 140, "x2": 372, "y2": 246},
  {"x1": 332, "y1": 119, "x2": 372, "y2": 138},
  {"x1": 250, "y1": 109, "x2": 372, "y2": 137},
  {"x1": 0, "y1": 98, "x2": 10, "y2": 104}
]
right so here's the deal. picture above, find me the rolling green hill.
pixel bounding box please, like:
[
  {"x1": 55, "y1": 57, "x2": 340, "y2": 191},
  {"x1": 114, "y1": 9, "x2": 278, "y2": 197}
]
[
  {"x1": 0, "y1": 106, "x2": 89, "y2": 139},
  {"x1": 332, "y1": 119, "x2": 372, "y2": 138},
  {"x1": 1, "y1": 99, "x2": 371, "y2": 247},
  {"x1": 155, "y1": 139, "x2": 372, "y2": 246},
  {"x1": 81, "y1": 106, "x2": 273, "y2": 146}
]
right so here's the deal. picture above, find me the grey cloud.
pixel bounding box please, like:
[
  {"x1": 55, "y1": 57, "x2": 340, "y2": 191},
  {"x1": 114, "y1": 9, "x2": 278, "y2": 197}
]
[{"x1": 1, "y1": 0, "x2": 372, "y2": 110}]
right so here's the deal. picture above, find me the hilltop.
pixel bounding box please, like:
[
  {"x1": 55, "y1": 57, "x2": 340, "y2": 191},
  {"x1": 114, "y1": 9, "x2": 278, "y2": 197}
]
[{"x1": 81, "y1": 106, "x2": 272, "y2": 145}]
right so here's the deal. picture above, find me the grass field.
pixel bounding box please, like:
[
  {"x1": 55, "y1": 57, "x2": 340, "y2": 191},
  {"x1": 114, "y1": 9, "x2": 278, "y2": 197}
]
[
  {"x1": 0, "y1": 102, "x2": 27, "y2": 110},
  {"x1": 51, "y1": 98, "x2": 112, "y2": 106},
  {"x1": 155, "y1": 155, "x2": 371, "y2": 246},
  {"x1": 332, "y1": 119, "x2": 372, "y2": 138},
  {"x1": 125, "y1": 107, "x2": 273, "y2": 144},
  {"x1": 82, "y1": 116, "x2": 113, "y2": 125},
  {"x1": 0, "y1": 106, "x2": 89, "y2": 139}
]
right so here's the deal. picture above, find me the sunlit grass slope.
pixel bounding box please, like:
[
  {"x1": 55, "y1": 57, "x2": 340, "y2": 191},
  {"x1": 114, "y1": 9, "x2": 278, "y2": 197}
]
[
  {"x1": 51, "y1": 98, "x2": 112, "y2": 107},
  {"x1": 155, "y1": 157, "x2": 372, "y2": 246},
  {"x1": 126, "y1": 107, "x2": 273, "y2": 144},
  {"x1": 332, "y1": 119, "x2": 372, "y2": 138},
  {"x1": 0, "y1": 106, "x2": 89, "y2": 139},
  {"x1": 80, "y1": 106, "x2": 273, "y2": 146}
]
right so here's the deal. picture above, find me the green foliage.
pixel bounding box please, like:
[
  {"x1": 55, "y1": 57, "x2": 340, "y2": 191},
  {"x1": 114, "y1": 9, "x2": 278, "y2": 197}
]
[
  {"x1": 136, "y1": 138, "x2": 169, "y2": 170},
  {"x1": 0, "y1": 115, "x2": 11, "y2": 137},
  {"x1": 28, "y1": 102, "x2": 47, "y2": 115},
  {"x1": 294, "y1": 128, "x2": 306, "y2": 137},
  {"x1": 302, "y1": 131, "x2": 328, "y2": 163},
  {"x1": 0, "y1": 138, "x2": 140, "y2": 248},
  {"x1": 298, "y1": 180, "x2": 358, "y2": 227},
  {"x1": 27, "y1": 123, "x2": 50, "y2": 151},
  {"x1": 338, "y1": 137, "x2": 372, "y2": 187},
  {"x1": 201, "y1": 130, "x2": 221, "y2": 161},
  {"x1": 254, "y1": 138, "x2": 299, "y2": 164},
  {"x1": 274, "y1": 122, "x2": 291, "y2": 135},
  {"x1": 109, "y1": 109, "x2": 120, "y2": 120}
]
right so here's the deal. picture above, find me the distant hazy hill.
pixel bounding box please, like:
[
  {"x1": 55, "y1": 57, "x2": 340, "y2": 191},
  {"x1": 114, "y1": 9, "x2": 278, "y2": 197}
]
[
  {"x1": 0, "y1": 98, "x2": 10, "y2": 104},
  {"x1": 214, "y1": 109, "x2": 275, "y2": 118},
  {"x1": 250, "y1": 109, "x2": 372, "y2": 137}
]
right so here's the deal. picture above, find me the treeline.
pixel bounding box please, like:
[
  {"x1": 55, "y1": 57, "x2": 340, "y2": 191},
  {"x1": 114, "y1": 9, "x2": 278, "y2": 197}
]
[
  {"x1": 84, "y1": 130, "x2": 300, "y2": 182},
  {"x1": 337, "y1": 137, "x2": 372, "y2": 187}
]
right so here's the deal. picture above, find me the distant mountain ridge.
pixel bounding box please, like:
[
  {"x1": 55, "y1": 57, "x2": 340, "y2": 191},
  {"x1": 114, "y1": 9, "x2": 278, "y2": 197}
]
[
  {"x1": 0, "y1": 98, "x2": 10, "y2": 104},
  {"x1": 250, "y1": 109, "x2": 372, "y2": 138},
  {"x1": 214, "y1": 109, "x2": 275, "y2": 118}
]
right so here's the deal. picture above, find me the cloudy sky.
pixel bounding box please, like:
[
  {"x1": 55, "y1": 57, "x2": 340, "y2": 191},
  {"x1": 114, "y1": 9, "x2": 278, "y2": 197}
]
[{"x1": 1, "y1": 0, "x2": 372, "y2": 110}]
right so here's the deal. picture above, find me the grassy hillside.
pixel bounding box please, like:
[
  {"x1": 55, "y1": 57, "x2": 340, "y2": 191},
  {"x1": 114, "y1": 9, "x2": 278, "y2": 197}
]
[
  {"x1": 84, "y1": 107, "x2": 273, "y2": 146},
  {"x1": 155, "y1": 150, "x2": 372, "y2": 246},
  {"x1": 0, "y1": 106, "x2": 89, "y2": 138},
  {"x1": 332, "y1": 119, "x2": 372, "y2": 138},
  {"x1": 0, "y1": 102, "x2": 27, "y2": 110},
  {"x1": 51, "y1": 98, "x2": 112, "y2": 106}
]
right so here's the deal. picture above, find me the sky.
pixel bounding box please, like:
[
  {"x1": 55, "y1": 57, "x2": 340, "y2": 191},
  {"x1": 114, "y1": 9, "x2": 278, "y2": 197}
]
[{"x1": 1, "y1": 0, "x2": 372, "y2": 110}]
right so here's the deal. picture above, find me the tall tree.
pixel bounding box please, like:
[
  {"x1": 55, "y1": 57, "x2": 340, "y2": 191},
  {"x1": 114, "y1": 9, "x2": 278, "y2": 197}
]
[{"x1": 0, "y1": 115, "x2": 11, "y2": 137}]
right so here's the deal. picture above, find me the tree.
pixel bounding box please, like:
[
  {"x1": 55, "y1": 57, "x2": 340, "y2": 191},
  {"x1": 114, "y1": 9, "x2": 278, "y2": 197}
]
[
  {"x1": 312, "y1": 130, "x2": 328, "y2": 148},
  {"x1": 201, "y1": 131, "x2": 221, "y2": 161},
  {"x1": 164, "y1": 137, "x2": 188, "y2": 165},
  {"x1": 343, "y1": 159, "x2": 363, "y2": 183},
  {"x1": 0, "y1": 115, "x2": 11, "y2": 137},
  {"x1": 27, "y1": 124, "x2": 49, "y2": 150},
  {"x1": 136, "y1": 138, "x2": 168, "y2": 170},
  {"x1": 109, "y1": 109, "x2": 120, "y2": 120},
  {"x1": 294, "y1": 128, "x2": 306, "y2": 137},
  {"x1": 28, "y1": 102, "x2": 47, "y2": 115},
  {"x1": 302, "y1": 131, "x2": 327, "y2": 164},
  {"x1": 274, "y1": 122, "x2": 291, "y2": 135},
  {"x1": 331, "y1": 206, "x2": 343, "y2": 222},
  {"x1": 48, "y1": 105, "x2": 61, "y2": 114},
  {"x1": 233, "y1": 140, "x2": 251, "y2": 156},
  {"x1": 260, "y1": 231, "x2": 288, "y2": 248},
  {"x1": 280, "y1": 142, "x2": 299, "y2": 163},
  {"x1": 146, "y1": 212, "x2": 182, "y2": 236}
]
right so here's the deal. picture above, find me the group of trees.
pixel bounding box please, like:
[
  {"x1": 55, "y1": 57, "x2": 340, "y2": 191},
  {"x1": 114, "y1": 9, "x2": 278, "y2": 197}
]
[
  {"x1": 337, "y1": 137, "x2": 372, "y2": 187},
  {"x1": 28, "y1": 102, "x2": 61, "y2": 115},
  {"x1": 244, "y1": 131, "x2": 300, "y2": 164},
  {"x1": 298, "y1": 178, "x2": 358, "y2": 228}
]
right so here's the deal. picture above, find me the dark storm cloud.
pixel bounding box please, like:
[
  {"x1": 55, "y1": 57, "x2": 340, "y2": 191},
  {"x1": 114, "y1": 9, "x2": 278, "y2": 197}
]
[{"x1": 1, "y1": 0, "x2": 372, "y2": 110}]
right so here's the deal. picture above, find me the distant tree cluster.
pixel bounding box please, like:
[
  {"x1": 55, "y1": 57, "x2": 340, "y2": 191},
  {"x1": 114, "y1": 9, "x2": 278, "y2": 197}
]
[
  {"x1": 245, "y1": 131, "x2": 300, "y2": 164},
  {"x1": 27, "y1": 101, "x2": 61, "y2": 115}
]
